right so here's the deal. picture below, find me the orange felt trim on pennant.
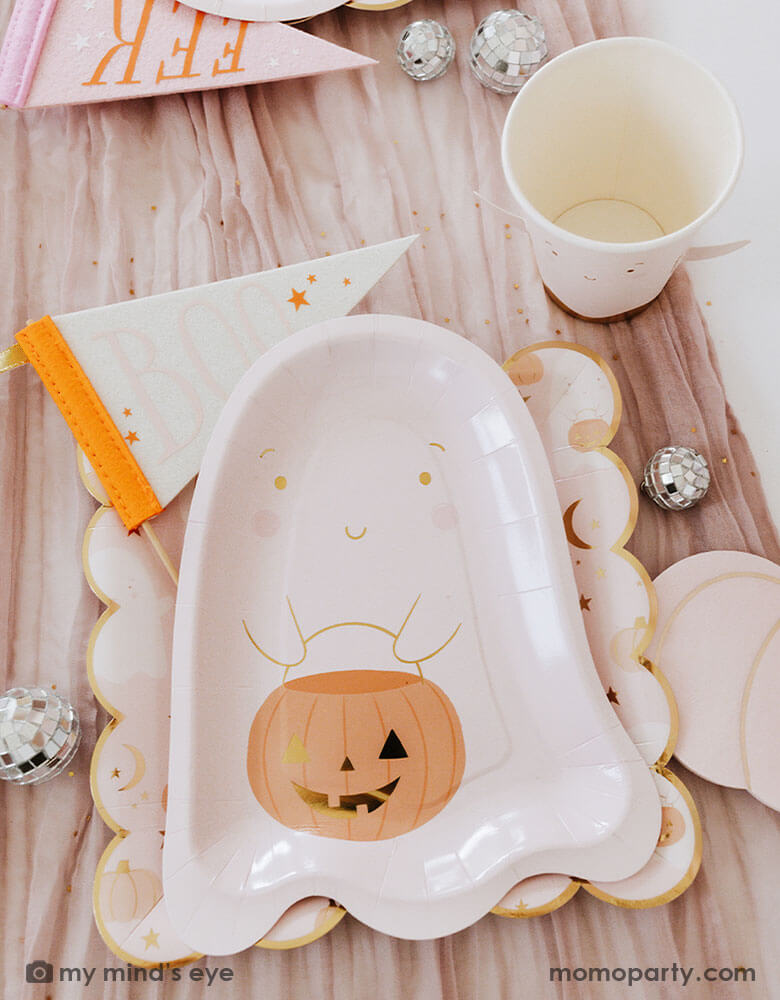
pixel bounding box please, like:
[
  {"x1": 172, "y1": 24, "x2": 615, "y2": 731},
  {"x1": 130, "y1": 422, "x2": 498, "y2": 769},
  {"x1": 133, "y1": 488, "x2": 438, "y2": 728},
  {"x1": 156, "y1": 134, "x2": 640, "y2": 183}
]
[{"x1": 16, "y1": 316, "x2": 162, "y2": 530}]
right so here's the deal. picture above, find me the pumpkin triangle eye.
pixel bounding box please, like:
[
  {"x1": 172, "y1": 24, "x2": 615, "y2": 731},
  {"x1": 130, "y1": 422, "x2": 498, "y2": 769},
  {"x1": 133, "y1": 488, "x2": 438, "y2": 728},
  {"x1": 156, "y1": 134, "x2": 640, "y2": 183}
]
[
  {"x1": 379, "y1": 729, "x2": 408, "y2": 760},
  {"x1": 340, "y1": 756, "x2": 355, "y2": 772},
  {"x1": 282, "y1": 734, "x2": 309, "y2": 764}
]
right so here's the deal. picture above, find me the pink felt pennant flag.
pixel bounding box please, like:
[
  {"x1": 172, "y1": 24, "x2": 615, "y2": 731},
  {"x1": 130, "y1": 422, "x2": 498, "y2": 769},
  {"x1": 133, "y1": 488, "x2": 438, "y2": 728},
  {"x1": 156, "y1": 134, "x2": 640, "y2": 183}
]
[{"x1": 0, "y1": 0, "x2": 375, "y2": 109}]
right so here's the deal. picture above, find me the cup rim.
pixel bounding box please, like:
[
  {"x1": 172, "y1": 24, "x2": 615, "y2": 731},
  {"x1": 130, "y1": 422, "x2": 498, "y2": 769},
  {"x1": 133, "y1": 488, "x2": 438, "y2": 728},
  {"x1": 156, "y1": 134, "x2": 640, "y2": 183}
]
[{"x1": 500, "y1": 36, "x2": 745, "y2": 254}]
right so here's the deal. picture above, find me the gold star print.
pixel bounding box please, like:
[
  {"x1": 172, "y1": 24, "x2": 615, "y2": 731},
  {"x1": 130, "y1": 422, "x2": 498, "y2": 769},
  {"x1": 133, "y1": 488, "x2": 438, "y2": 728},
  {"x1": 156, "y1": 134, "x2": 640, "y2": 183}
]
[
  {"x1": 596, "y1": 567, "x2": 607, "y2": 579},
  {"x1": 287, "y1": 288, "x2": 309, "y2": 311},
  {"x1": 111, "y1": 768, "x2": 120, "y2": 779},
  {"x1": 606, "y1": 687, "x2": 620, "y2": 705},
  {"x1": 123, "y1": 407, "x2": 132, "y2": 417},
  {"x1": 125, "y1": 431, "x2": 139, "y2": 445},
  {"x1": 579, "y1": 595, "x2": 592, "y2": 611},
  {"x1": 591, "y1": 519, "x2": 600, "y2": 530},
  {"x1": 307, "y1": 274, "x2": 317, "y2": 284},
  {"x1": 141, "y1": 928, "x2": 160, "y2": 950},
  {"x1": 343, "y1": 277, "x2": 351, "y2": 286}
]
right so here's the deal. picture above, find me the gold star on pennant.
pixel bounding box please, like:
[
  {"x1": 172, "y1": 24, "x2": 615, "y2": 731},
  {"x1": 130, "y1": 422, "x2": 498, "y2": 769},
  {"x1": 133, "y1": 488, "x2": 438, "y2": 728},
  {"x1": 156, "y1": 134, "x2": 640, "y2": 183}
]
[
  {"x1": 307, "y1": 274, "x2": 317, "y2": 284},
  {"x1": 123, "y1": 407, "x2": 132, "y2": 417},
  {"x1": 125, "y1": 431, "x2": 139, "y2": 445},
  {"x1": 287, "y1": 288, "x2": 309, "y2": 311},
  {"x1": 343, "y1": 277, "x2": 351, "y2": 286},
  {"x1": 141, "y1": 928, "x2": 160, "y2": 950},
  {"x1": 579, "y1": 595, "x2": 592, "y2": 611},
  {"x1": 606, "y1": 687, "x2": 620, "y2": 705},
  {"x1": 596, "y1": 567, "x2": 607, "y2": 579},
  {"x1": 111, "y1": 768, "x2": 120, "y2": 779}
]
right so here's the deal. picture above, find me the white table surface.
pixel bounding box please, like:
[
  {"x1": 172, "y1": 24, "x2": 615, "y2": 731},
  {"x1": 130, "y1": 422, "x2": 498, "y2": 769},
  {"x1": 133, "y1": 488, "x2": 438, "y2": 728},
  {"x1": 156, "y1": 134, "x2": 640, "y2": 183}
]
[{"x1": 624, "y1": 0, "x2": 780, "y2": 532}]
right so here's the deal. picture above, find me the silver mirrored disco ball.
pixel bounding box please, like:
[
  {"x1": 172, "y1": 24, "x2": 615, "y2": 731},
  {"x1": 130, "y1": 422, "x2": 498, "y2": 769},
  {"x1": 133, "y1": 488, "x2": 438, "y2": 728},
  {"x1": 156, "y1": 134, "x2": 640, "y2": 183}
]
[
  {"x1": 0, "y1": 687, "x2": 81, "y2": 785},
  {"x1": 469, "y1": 10, "x2": 547, "y2": 94},
  {"x1": 396, "y1": 19, "x2": 456, "y2": 82},
  {"x1": 642, "y1": 446, "x2": 711, "y2": 511}
]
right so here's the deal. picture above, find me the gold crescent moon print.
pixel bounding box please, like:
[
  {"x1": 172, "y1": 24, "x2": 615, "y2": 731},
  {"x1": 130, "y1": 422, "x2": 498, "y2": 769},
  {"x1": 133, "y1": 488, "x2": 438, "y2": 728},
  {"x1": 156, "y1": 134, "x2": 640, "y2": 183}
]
[
  {"x1": 563, "y1": 499, "x2": 593, "y2": 551},
  {"x1": 118, "y1": 744, "x2": 147, "y2": 792}
]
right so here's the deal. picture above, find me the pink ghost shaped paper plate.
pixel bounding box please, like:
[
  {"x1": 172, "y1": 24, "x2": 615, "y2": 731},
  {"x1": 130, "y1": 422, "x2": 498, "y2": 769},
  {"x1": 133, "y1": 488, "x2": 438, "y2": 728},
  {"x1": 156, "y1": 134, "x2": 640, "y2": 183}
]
[{"x1": 83, "y1": 321, "x2": 700, "y2": 965}]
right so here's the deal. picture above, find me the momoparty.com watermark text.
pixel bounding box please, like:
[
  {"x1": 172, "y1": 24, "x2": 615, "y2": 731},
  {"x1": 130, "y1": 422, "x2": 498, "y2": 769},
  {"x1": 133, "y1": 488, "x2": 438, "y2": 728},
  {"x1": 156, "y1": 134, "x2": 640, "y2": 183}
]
[{"x1": 551, "y1": 965, "x2": 755, "y2": 987}]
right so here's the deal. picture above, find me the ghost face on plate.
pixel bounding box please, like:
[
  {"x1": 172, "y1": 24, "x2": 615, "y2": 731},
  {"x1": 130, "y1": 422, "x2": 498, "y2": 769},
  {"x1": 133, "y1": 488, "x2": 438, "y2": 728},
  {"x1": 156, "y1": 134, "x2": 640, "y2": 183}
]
[{"x1": 244, "y1": 427, "x2": 467, "y2": 841}]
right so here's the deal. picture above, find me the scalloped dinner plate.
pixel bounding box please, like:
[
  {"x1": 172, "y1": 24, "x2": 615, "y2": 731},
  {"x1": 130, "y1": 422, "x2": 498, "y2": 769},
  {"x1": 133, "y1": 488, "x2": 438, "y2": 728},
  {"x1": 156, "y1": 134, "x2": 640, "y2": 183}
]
[
  {"x1": 175, "y1": 0, "x2": 410, "y2": 23},
  {"x1": 163, "y1": 315, "x2": 659, "y2": 952},
  {"x1": 174, "y1": 0, "x2": 340, "y2": 22}
]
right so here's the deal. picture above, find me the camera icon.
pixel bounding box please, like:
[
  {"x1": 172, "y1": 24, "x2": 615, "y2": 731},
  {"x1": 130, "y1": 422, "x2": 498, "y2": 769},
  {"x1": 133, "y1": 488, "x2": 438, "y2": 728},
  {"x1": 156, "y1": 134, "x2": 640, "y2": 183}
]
[{"x1": 26, "y1": 961, "x2": 54, "y2": 984}]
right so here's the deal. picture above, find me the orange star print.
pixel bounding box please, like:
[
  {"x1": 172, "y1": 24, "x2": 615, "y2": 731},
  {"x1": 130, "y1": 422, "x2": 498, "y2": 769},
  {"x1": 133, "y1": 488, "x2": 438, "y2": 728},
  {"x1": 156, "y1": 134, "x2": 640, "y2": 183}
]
[{"x1": 287, "y1": 288, "x2": 310, "y2": 311}]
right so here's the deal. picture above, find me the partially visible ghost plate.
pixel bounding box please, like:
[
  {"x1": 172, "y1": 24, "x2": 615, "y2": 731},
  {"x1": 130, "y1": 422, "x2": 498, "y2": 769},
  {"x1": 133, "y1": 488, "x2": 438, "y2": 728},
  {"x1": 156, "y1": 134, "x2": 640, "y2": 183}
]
[{"x1": 164, "y1": 314, "x2": 659, "y2": 951}]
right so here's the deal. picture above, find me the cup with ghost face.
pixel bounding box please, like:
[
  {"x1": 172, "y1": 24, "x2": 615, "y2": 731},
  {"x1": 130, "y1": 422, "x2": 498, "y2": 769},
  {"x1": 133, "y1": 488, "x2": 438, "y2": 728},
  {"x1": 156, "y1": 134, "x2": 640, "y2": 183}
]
[{"x1": 501, "y1": 37, "x2": 744, "y2": 321}]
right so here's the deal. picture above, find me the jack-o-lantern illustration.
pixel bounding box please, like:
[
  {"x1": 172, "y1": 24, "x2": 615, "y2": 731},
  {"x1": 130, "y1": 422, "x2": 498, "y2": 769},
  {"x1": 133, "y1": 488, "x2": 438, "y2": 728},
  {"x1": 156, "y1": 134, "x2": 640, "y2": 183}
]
[
  {"x1": 247, "y1": 668, "x2": 465, "y2": 841},
  {"x1": 99, "y1": 860, "x2": 163, "y2": 923}
]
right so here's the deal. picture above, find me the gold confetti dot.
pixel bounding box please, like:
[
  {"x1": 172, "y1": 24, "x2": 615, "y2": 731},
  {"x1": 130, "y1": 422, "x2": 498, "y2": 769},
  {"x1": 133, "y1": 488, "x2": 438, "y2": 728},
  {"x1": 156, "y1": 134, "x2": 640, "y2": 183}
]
[
  {"x1": 444, "y1": 318, "x2": 451, "y2": 324},
  {"x1": 691, "y1": 427, "x2": 697, "y2": 434},
  {"x1": 92, "y1": 260, "x2": 97, "y2": 266},
  {"x1": 66, "y1": 885, "x2": 72, "y2": 893},
  {"x1": 505, "y1": 234, "x2": 512, "y2": 240},
  {"x1": 130, "y1": 257, "x2": 134, "y2": 263},
  {"x1": 235, "y1": 179, "x2": 241, "y2": 189},
  {"x1": 424, "y1": 226, "x2": 430, "y2": 232},
  {"x1": 525, "y1": 318, "x2": 530, "y2": 325},
  {"x1": 129, "y1": 289, "x2": 135, "y2": 296},
  {"x1": 517, "y1": 308, "x2": 523, "y2": 314},
  {"x1": 612, "y1": 353, "x2": 619, "y2": 361},
  {"x1": 505, "y1": 223, "x2": 511, "y2": 229},
  {"x1": 68, "y1": 771, "x2": 74, "y2": 777},
  {"x1": 706, "y1": 300, "x2": 712, "y2": 306},
  {"x1": 275, "y1": 476, "x2": 287, "y2": 490},
  {"x1": 513, "y1": 283, "x2": 519, "y2": 290},
  {"x1": 722, "y1": 457, "x2": 728, "y2": 464},
  {"x1": 51, "y1": 684, "x2": 57, "y2": 690},
  {"x1": 151, "y1": 205, "x2": 157, "y2": 211},
  {"x1": 419, "y1": 472, "x2": 431, "y2": 485},
  {"x1": 555, "y1": 329, "x2": 561, "y2": 335},
  {"x1": 484, "y1": 319, "x2": 491, "y2": 325},
  {"x1": 320, "y1": 231, "x2": 326, "y2": 237},
  {"x1": 475, "y1": 202, "x2": 480, "y2": 208}
]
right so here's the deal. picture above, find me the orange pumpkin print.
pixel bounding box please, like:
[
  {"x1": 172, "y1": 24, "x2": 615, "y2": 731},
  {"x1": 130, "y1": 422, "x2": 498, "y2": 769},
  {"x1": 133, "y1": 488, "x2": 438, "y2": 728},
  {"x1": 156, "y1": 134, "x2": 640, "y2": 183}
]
[
  {"x1": 99, "y1": 860, "x2": 163, "y2": 923},
  {"x1": 656, "y1": 806, "x2": 686, "y2": 848},
  {"x1": 247, "y1": 669, "x2": 465, "y2": 841},
  {"x1": 568, "y1": 417, "x2": 611, "y2": 453},
  {"x1": 505, "y1": 352, "x2": 544, "y2": 387}
]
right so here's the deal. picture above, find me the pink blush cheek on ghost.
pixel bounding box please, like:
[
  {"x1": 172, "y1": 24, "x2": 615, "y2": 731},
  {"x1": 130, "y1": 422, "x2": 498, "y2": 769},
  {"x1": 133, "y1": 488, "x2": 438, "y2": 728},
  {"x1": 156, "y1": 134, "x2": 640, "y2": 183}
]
[
  {"x1": 253, "y1": 510, "x2": 281, "y2": 538},
  {"x1": 432, "y1": 503, "x2": 459, "y2": 531}
]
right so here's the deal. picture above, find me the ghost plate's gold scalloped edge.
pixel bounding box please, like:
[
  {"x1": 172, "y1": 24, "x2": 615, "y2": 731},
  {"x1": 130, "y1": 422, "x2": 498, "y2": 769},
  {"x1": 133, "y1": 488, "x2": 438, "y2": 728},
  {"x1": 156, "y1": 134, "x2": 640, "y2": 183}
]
[
  {"x1": 492, "y1": 340, "x2": 689, "y2": 918},
  {"x1": 82, "y1": 470, "x2": 345, "y2": 964},
  {"x1": 580, "y1": 767, "x2": 703, "y2": 909}
]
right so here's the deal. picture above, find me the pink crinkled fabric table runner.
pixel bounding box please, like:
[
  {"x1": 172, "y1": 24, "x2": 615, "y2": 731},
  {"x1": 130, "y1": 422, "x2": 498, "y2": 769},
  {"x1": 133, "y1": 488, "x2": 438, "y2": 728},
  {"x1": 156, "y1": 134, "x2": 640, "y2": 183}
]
[{"x1": 1, "y1": 0, "x2": 779, "y2": 997}]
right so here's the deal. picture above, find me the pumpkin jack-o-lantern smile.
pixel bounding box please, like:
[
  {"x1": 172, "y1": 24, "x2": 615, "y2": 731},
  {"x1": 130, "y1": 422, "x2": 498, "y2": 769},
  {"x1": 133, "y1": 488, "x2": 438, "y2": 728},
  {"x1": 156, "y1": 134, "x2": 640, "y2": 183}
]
[{"x1": 246, "y1": 663, "x2": 466, "y2": 841}]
